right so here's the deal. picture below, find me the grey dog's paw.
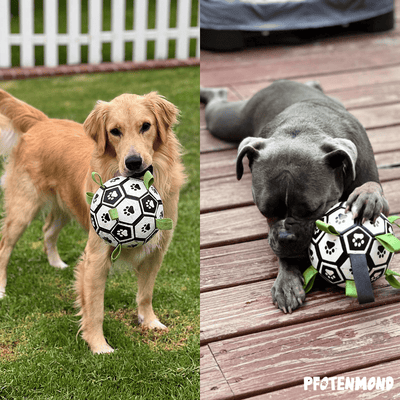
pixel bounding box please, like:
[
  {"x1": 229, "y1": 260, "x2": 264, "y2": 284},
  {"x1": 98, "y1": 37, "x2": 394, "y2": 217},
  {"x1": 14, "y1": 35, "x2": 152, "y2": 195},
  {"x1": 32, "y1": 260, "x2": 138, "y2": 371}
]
[
  {"x1": 271, "y1": 268, "x2": 306, "y2": 314},
  {"x1": 200, "y1": 87, "x2": 228, "y2": 104},
  {"x1": 345, "y1": 181, "x2": 389, "y2": 223}
]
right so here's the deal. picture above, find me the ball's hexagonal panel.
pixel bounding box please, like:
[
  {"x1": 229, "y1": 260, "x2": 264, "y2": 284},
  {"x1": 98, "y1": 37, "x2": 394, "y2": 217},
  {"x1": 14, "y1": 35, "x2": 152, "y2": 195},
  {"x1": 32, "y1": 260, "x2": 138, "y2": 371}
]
[
  {"x1": 319, "y1": 263, "x2": 346, "y2": 285},
  {"x1": 140, "y1": 193, "x2": 158, "y2": 215},
  {"x1": 363, "y1": 217, "x2": 390, "y2": 237},
  {"x1": 103, "y1": 186, "x2": 125, "y2": 207},
  {"x1": 368, "y1": 240, "x2": 393, "y2": 267},
  {"x1": 90, "y1": 212, "x2": 98, "y2": 232},
  {"x1": 369, "y1": 266, "x2": 388, "y2": 283},
  {"x1": 315, "y1": 234, "x2": 343, "y2": 264},
  {"x1": 98, "y1": 231, "x2": 118, "y2": 247},
  {"x1": 343, "y1": 226, "x2": 372, "y2": 254},
  {"x1": 325, "y1": 202, "x2": 354, "y2": 234},
  {"x1": 149, "y1": 185, "x2": 161, "y2": 198},
  {"x1": 309, "y1": 242, "x2": 318, "y2": 268},
  {"x1": 134, "y1": 216, "x2": 157, "y2": 240},
  {"x1": 96, "y1": 205, "x2": 117, "y2": 232},
  {"x1": 90, "y1": 189, "x2": 104, "y2": 213},
  {"x1": 115, "y1": 198, "x2": 142, "y2": 225},
  {"x1": 121, "y1": 179, "x2": 148, "y2": 199},
  {"x1": 156, "y1": 203, "x2": 164, "y2": 220},
  {"x1": 337, "y1": 258, "x2": 353, "y2": 282},
  {"x1": 111, "y1": 222, "x2": 135, "y2": 244}
]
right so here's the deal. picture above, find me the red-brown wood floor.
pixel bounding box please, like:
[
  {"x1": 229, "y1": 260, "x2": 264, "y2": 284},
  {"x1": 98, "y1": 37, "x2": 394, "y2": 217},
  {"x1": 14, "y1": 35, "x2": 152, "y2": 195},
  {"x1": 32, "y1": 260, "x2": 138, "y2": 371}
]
[{"x1": 200, "y1": 7, "x2": 400, "y2": 400}]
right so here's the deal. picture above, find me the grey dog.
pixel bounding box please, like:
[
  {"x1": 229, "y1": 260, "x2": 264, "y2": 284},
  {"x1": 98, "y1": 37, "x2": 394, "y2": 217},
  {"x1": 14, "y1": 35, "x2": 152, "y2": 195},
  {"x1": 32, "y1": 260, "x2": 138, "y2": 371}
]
[{"x1": 201, "y1": 80, "x2": 389, "y2": 313}]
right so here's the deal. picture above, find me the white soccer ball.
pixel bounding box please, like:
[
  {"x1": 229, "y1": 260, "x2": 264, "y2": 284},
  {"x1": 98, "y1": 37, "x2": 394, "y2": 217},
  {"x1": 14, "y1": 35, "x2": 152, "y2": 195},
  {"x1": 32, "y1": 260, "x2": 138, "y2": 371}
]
[
  {"x1": 89, "y1": 176, "x2": 164, "y2": 249},
  {"x1": 309, "y1": 202, "x2": 394, "y2": 287}
]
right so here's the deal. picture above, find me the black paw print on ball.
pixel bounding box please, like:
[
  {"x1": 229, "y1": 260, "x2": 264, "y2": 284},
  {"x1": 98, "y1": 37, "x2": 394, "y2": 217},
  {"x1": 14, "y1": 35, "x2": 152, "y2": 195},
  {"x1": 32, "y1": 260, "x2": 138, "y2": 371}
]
[
  {"x1": 130, "y1": 183, "x2": 141, "y2": 191},
  {"x1": 141, "y1": 223, "x2": 151, "y2": 233},
  {"x1": 124, "y1": 205, "x2": 135, "y2": 216},
  {"x1": 101, "y1": 213, "x2": 111, "y2": 223},
  {"x1": 325, "y1": 241, "x2": 335, "y2": 255},
  {"x1": 377, "y1": 245, "x2": 386, "y2": 258},
  {"x1": 335, "y1": 213, "x2": 347, "y2": 225}
]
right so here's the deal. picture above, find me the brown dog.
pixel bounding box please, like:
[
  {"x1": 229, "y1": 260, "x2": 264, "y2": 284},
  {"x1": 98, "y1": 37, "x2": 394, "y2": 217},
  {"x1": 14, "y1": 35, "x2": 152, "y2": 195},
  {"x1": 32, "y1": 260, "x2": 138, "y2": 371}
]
[{"x1": 0, "y1": 89, "x2": 185, "y2": 353}]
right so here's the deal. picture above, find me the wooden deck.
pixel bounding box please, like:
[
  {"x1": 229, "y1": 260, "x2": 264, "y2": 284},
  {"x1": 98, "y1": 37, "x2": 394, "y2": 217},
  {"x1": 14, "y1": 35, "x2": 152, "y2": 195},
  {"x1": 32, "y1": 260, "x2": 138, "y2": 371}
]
[{"x1": 200, "y1": 7, "x2": 400, "y2": 400}]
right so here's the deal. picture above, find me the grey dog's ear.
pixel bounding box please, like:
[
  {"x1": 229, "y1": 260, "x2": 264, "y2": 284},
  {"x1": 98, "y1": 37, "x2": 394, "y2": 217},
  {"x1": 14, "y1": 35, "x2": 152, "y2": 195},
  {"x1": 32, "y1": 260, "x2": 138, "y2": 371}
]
[
  {"x1": 236, "y1": 137, "x2": 267, "y2": 180},
  {"x1": 322, "y1": 138, "x2": 358, "y2": 181}
]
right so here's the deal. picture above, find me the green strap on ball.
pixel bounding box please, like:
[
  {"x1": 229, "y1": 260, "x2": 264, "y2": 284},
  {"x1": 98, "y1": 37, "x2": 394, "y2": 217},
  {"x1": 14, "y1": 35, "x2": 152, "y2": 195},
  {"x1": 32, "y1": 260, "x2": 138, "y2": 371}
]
[
  {"x1": 111, "y1": 244, "x2": 122, "y2": 262},
  {"x1": 345, "y1": 280, "x2": 357, "y2": 298},
  {"x1": 144, "y1": 170, "x2": 154, "y2": 190},
  {"x1": 304, "y1": 266, "x2": 400, "y2": 296},
  {"x1": 388, "y1": 215, "x2": 400, "y2": 228},
  {"x1": 303, "y1": 265, "x2": 318, "y2": 294},
  {"x1": 91, "y1": 171, "x2": 105, "y2": 188},
  {"x1": 315, "y1": 220, "x2": 340, "y2": 236},
  {"x1": 385, "y1": 269, "x2": 400, "y2": 289},
  {"x1": 86, "y1": 192, "x2": 94, "y2": 205},
  {"x1": 109, "y1": 208, "x2": 119, "y2": 220},
  {"x1": 376, "y1": 233, "x2": 400, "y2": 253},
  {"x1": 156, "y1": 218, "x2": 173, "y2": 230}
]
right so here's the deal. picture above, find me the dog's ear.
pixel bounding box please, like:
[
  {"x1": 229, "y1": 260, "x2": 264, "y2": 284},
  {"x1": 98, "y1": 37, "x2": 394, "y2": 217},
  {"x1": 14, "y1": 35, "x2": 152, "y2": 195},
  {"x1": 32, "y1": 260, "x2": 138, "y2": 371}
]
[
  {"x1": 236, "y1": 137, "x2": 266, "y2": 180},
  {"x1": 322, "y1": 138, "x2": 358, "y2": 181},
  {"x1": 145, "y1": 92, "x2": 179, "y2": 144},
  {"x1": 83, "y1": 100, "x2": 110, "y2": 155}
]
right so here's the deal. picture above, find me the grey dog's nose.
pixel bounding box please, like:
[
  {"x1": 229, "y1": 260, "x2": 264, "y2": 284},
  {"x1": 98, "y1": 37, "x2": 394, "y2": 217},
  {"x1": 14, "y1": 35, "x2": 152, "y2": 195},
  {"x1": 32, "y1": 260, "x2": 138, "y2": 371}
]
[
  {"x1": 278, "y1": 230, "x2": 297, "y2": 242},
  {"x1": 125, "y1": 155, "x2": 142, "y2": 171}
]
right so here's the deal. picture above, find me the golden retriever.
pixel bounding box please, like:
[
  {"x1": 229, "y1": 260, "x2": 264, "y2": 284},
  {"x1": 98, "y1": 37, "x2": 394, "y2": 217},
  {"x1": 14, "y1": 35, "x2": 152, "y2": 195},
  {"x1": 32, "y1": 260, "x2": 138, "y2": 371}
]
[{"x1": 0, "y1": 89, "x2": 185, "y2": 353}]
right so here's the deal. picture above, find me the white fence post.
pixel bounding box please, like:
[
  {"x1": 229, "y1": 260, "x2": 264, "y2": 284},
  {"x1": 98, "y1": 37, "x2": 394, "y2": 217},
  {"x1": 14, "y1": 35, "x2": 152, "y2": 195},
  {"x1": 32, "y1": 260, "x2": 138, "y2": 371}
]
[
  {"x1": 20, "y1": 0, "x2": 35, "y2": 67},
  {"x1": 176, "y1": 0, "x2": 191, "y2": 60},
  {"x1": 0, "y1": 0, "x2": 199, "y2": 69},
  {"x1": 134, "y1": 1, "x2": 148, "y2": 62},
  {"x1": 0, "y1": 0, "x2": 10, "y2": 68},
  {"x1": 111, "y1": 0, "x2": 125, "y2": 63},
  {"x1": 155, "y1": 0, "x2": 171, "y2": 60},
  {"x1": 44, "y1": 0, "x2": 58, "y2": 67},
  {"x1": 88, "y1": 0, "x2": 103, "y2": 64},
  {"x1": 68, "y1": 0, "x2": 81, "y2": 65}
]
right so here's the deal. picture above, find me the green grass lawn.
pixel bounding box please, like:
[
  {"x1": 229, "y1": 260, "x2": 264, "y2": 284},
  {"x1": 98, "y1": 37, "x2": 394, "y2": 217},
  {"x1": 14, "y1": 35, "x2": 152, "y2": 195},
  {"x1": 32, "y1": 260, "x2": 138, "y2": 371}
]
[{"x1": 0, "y1": 66, "x2": 199, "y2": 399}]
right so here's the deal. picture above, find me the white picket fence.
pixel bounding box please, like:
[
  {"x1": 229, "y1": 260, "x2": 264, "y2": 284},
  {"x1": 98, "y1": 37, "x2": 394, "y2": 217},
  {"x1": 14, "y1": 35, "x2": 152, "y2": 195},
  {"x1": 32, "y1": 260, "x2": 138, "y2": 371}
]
[{"x1": 0, "y1": 0, "x2": 199, "y2": 68}]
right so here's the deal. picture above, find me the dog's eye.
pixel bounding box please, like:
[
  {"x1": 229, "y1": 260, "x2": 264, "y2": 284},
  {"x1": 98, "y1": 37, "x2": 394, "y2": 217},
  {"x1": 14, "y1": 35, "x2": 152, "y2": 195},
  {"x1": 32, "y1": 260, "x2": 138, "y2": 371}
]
[
  {"x1": 110, "y1": 128, "x2": 122, "y2": 137},
  {"x1": 140, "y1": 122, "x2": 151, "y2": 133}
]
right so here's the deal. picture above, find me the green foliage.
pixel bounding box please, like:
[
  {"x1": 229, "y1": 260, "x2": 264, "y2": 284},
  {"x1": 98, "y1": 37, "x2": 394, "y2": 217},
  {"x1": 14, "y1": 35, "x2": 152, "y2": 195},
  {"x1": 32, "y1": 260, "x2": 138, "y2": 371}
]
[{"x1": 0, "y1": 66, "x2": 199, "y2": 399}]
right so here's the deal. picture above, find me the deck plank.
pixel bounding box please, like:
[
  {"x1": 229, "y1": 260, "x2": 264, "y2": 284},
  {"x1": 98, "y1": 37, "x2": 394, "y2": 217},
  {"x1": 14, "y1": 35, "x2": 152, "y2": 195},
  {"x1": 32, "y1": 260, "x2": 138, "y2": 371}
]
[
  {"x1": 200, "y1": 30, "x2": 400, "y2": 69},
  {"x1": 201, "y1": 171, "x2": 400, "y2": 213},
  {"x1": 200, "y1": 206, "x2": 269, "y2": 249},
  {"x1": 200, "y1": 46, "x2": 400, "y2": 87},
  {"x1": 248, "y1": 359, "x2": 400, "y2": 399},
  {"x1": 207, "y1": 303, "x2": 400, "y2": 399},
  {"x1": 201, "y1": 345, "x2": 233, "y2": 400},
  {"x1": 200, "y1": 239, "x2": 275, "y2": 293},
  {"x1": 201, "y1": 257, "x2": 400, "y2": 344},
  {"x1": 229, "y1": 65, "x2": 400, "y2": 99}
]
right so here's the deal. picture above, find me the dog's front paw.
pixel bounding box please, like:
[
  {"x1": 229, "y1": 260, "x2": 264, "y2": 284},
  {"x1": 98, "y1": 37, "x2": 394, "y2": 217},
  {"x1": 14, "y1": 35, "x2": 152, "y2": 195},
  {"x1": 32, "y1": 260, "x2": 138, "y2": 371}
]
[
  {"x1": 93, "y1": 343, "x2": 114, "y2": 354},
  {"x1": 346, "y1": 181, "x2": 389, "y2": 223},
  {"x1": 271, "y1": 267, "x2": 305, "y2": 314},
  {"x1": 138, "y1": 314, "x2": 167, "y2": 330}
]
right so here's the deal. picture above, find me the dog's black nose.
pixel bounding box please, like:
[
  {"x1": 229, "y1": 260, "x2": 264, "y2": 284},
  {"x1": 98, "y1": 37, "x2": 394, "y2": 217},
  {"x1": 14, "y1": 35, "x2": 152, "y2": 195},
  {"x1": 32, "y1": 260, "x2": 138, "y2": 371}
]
[{"x1": 125, "y1": 155, "x2": 142, "y2": 172}]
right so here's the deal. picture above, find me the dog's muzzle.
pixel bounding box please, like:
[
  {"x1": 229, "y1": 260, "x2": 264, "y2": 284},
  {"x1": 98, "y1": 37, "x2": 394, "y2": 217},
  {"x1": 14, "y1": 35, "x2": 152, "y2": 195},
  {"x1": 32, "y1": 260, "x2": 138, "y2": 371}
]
[{"x1": 124, "y1": 155, "x2": 153, "y2": 178}]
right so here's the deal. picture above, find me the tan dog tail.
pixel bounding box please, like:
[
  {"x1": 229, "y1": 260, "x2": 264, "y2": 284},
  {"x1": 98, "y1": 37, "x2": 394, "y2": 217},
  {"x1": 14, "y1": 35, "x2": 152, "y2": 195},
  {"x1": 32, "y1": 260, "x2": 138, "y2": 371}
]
[
  {"x1": 0, "y1": 89, "x2": 48, "y2": 157},
  {"x1": 0, "y1": 89, "x2": 48, "y2": 133}
]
